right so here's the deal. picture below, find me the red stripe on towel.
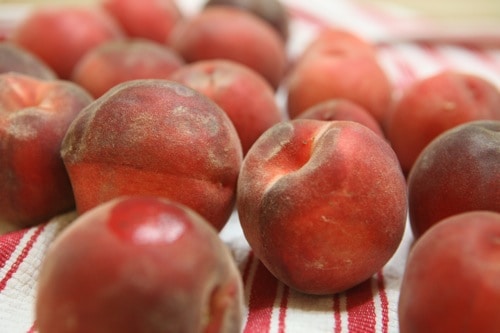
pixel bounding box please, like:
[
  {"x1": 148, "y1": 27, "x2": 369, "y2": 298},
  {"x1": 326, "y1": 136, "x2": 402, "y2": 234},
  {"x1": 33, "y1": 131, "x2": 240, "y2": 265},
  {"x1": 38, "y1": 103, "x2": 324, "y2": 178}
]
[
  {"x1": 26, "y1": 322, "x2": 36, "y2": 333},
  {"x1": 287, "y1": 5, "x2": 330, "y2": 30},
  {"x1": 244, "y1": 259, "x2": 280, "y2": 333},
  {"x1": 463, "y1": 45, "x2": 500, "y2": 75},
  {"x1": 0, "y1": 229, "x2": 28, "y2": 270},
  {"x1": 0, "y1": 225, "x2": 45, "y2": 292},
  {"x1": 333, "y1": 293, "x2": 342, "y2": 333},
  {"x1": 241, "y1": 251, "x2": 255, "y2": 285},
  {"x1": 419, "y1": 42, "x2": 450, "y2": 68},
  {"x1": 346, "y1": 279, "x2": 376, "y2": 332},
  {"x1": 376, "y1": 272, "x2": 390, "y2": 333},
  {"x1": 278, "y1": 285, "x2": 289, "y2": 333},
  {"x1": 383, "y1": 45, "x2": 418, "y2": 90}
]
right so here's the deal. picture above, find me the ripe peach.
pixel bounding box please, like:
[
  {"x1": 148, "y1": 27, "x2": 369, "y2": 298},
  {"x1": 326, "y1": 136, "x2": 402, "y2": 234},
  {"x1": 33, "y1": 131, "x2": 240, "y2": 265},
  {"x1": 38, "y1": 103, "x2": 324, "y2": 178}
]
[
  {"x1": 237, "y1": 119, "x2": 407, "y2": 294},
  {"x1": 398, "y1": 211, "x2": 500, "y2": 333},
  {"x1": 407, "y1": 120, "x2": 500, "y2": 239},
  {"x1": 295, "y1": 98, "x2": 385, "y2": 138},
  {"x1": 72, "y1": 39, "x2": 185, "y2": 98},
  {"x1": 0, "y1": 72, "x2": 93, "y2": 231},
  {"x1": 61, "y1": 79, "x2": 243, "y2": 232},
  {"x1": 169, "y1": 59, "x2": 283, "y2": 154},
  {"x1": 169, "y1": 6, "x2": 287, "y2": 89},
  {"x1": 36, "y1": 196, "x2": 244, "y2": 333},
  {"x1": 0, "y1": 42, "x2": 57, "y2": 79},
  {"x1": 385, "y1": 70, "x2": 500, "y2": 174},
  {"x1": 297, "y1": 28, "x2": 377, "y2": 62},
  {"x1": 286, "y1": 28, "x2": 392, "y2": 125},
  {"x1": 204, "y1": 0, "x2": 290, "y2": 41},
  {"x1": 11, "y1": 6, "x2": 125, "y2": 79},
  {"x1": 101, "y1": 0, "x2": 183, "y2": 43}
]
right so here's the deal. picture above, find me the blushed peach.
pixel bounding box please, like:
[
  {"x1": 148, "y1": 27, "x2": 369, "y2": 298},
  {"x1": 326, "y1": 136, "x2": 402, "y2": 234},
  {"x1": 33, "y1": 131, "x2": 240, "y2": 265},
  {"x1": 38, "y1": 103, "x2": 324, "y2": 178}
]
[
  {"x1": 0, "y1": 41, "x2": 56, "y2": 79},
  {"x1": 169, "y1": 6, "x2": 287, "y2": 89},
  {"x1": 0, "y1": 72, "x2": 93, "y2": 231},
  {"x1": 204, "y1": 0, "x2": 290, "y2": 41},
  {"x1": 286, "y1": 28, "x2": 393, "y2": 125},
  {"x1": 237, "y1": 119, "x2": 407, "y2": 294},
  {"x1": 101, "y1": 0, "x2": 183, "y2": 43},
  {"x1": 398, "y1": 211, "x2": 500, "y2": 333},
  {"x1": 72, "y1": 39, "x2": 185, "y2": 98},
  {"x1": 36, "y1": 196, "x2": 244, "y2": 333},
  {"x1": 11, "y1": 6, "x2": 125, "y2": 79},
  {"x1": 61, "y1": 79, "x2": 243, "y2": 231},
  {"x1": 385, "y1": 70, "x2": 500, "y2": 175},
  {"x1": 407, "y1": 120, "x2": 500, "y2": 239},
  {"x1": 169, "y1": 59, "x2": 283, "y2": 154}
]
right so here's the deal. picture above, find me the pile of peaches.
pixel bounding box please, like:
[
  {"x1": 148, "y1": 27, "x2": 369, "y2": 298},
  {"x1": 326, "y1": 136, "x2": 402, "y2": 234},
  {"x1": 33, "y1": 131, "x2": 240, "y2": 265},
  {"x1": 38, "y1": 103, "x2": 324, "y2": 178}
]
[{"x1": 0, "y1": 0, "x2": 499, "y2": 332}]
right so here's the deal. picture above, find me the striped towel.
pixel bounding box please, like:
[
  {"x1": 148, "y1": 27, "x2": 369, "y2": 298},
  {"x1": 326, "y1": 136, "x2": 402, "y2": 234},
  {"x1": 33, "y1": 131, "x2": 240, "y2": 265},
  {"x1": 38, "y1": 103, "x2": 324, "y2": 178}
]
[{"x1": 1, "y1": 0, "x2": 499, "y2": 332}]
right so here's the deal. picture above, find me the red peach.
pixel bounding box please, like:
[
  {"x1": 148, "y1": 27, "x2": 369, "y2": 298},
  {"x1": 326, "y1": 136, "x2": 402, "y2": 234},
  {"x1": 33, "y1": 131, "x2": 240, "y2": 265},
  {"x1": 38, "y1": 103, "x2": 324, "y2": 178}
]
[
  {"x1": 0, "y1": 41, "x2": 57, "y2": 79},
  {"x1": 295, "y1": 98, "x2": 385, "y2": 138},
  {"x1": 72, "y1": 39, "x2": 185, "y2": 98},
  {"x1": 407, "y1": 120, "x2": 500, "y2": 239},
  {"x1": 204, "y1": 0, "x2": 290, "y2": 41},
  {"x1": 385, "y1": 70, "x2": 500, "y2": 175},
  {"x1": 61, "y1": 79, "x2": 243, "y2": 232},
  {"x1": 298, "y1": 28, "x2": 377, "y2": 62},
  {"x1": 169, "y1": 59, "x2": 283, "y2": 154},
  {"x1": 286, "y1": 29, "x2": 393, "y2": 125},
  {"x1": 237, "y1": 119, "x2": 407, "y2": 294},
  {"x1": 0, "y1": 72, "x2": 93, "y2": 231},
  {"x1": 169, "y1": 6, "x2": 287, "y2": 89},
  {"x1": 101, "y1": 0, "x2": 183, "y2": 43},
  {"x1": 11, "y1": 6, "x2": 125, "y2": 79},
  {"x1": 36, "y1": 196, "x2": 244, "y2": 333},
  {"x1": 398, "y1": 211, "x2": 500, "y2": 333}
]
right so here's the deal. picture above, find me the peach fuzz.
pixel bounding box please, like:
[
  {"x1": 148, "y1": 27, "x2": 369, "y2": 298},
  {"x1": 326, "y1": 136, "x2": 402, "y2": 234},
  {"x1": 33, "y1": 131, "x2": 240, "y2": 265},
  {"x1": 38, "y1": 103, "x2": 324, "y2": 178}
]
[
  {"x1": 0, "y1": 72, "x2": 93, "y2": 231},
  {"x1": 295, "y1": 98, "x2": 385, "y2": 138},
  {"x1": 168, "y1": 6, "x2": 287, "y2": 89},
  {"x1": 407, "y1": 120, "x2": 500, "y2": 239},
  {"x1": 398, "y1": 211, "x2": 500, "y2": 333},
  {"x1": 72, "y1": 39, "x2": 185, "y2": 98},
  {"x1": 237, "y1": 119, "x2": 407, "y2": 294},
  {"x1": 60, "y1": 79, "x2": 243, "y2": 232},
  {"x1": 11, "y1": 6, "x2": 125, "y2": 79},
  {"x1": 286, "y1": 29, "x2": 393, "y2": 125},
  {"x1": 101, "y1": 0, "x2": 183, "y2": 43},
  {"x1": 169, "y1": 59, "x2": 283, "y2": 154},
  {"x1": 0, "y1": 42, "x2": 57, "y2": 80},
  {"x1": 36, "y1": 196, "x2": 244, "y2": 333},
  {"x1": 385, "y1": 70, "x2": 500, "y2": 175}
]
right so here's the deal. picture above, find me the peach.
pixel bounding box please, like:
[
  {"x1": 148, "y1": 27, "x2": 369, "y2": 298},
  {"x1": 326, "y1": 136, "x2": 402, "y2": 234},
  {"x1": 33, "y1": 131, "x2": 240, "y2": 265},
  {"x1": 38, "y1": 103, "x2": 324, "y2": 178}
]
[
  {"x1": 101, "y1": 0, "x2": 183, "y2": 43},
  {"x1": 35, "y1": 196, "x2": 244, "y2": 333},
  {"x1": 169, "y1": 59, "x2": 283, "y2": 154},
  {"x1": 385, "y1": 70, "x2": 500, "y2": 175},
  {"x1": 0, "y1": 41, "x2": 57, "y2": 79},
  {"x1": 286, "y1": 28, "x2": 393, "y2": 125},
  {"x1": 398, "y1": 211, "x2": 500, "y2": 333},
  {"x1": 169, "y1": 6, "x2": 287, "y2": 89},
  {"x1": 295, "y1": 98, "x2": 385, "y2": 138},
  {"x1": 407, "y1": 120, "x2": 500, "y2": 239},
  {"x1": 237, "y1": 119, "x2": 407, "y2": 294},
  {"x1": 11, "y1": 6, "x2": 125, "y2": 79},
  {"x1": 72, "y1": 39, "x2": 185, "y2": 98},
  {"x1": 204, "y1": 0, "x2": 290, "y2": 41},
  {"x1": 0, "y1": 72, "x2": 93, "y2": 231},
  {"x1": 61, "y1": 79, "x2": 243, "y2": 232},
  {"x1": 297, "y1": 27, "x2": 377, "y2": 62}
]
